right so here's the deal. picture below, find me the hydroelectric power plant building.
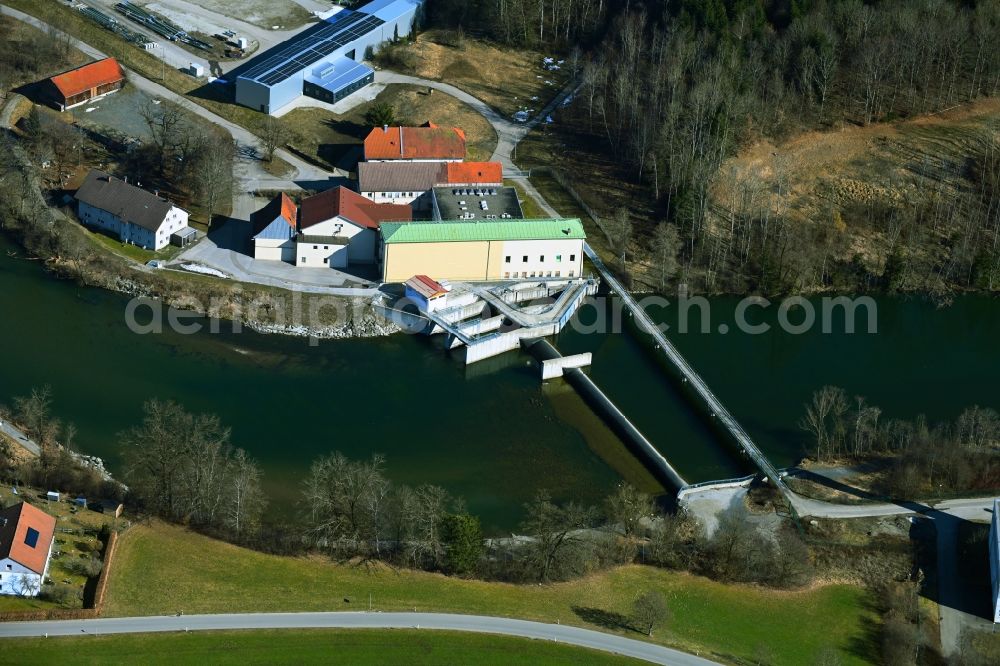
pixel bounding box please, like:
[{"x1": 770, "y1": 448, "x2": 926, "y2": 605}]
[{"x1": 235, "y1": 0, "x2": 423, "y2": 115}]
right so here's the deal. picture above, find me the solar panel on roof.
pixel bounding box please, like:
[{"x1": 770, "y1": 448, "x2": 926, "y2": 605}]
[
  {"x1": 240, "y1": 10, "x2": 384, "y2": 87},
  {"x1": 24, "y1": 527, "x2": 40, "y2": 548}
]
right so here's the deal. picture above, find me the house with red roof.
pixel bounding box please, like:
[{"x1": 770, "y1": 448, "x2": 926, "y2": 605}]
[
  {"x1": 363, "y1": 124, "x2": 466, "y2": 162},
  {"x1": 296, "y1": 186, "x2": 411, "y2": 267},
  {"x1": 47, "y1": 58, "x2": 125, "y2": 111},
  {"x1": 0, "y1": 502, "x2": 56, "y2": 597},
  {"x1": 357, "y1": 160, "x2": 503, "y2": 207},
  {"x1": 248, "y1": 187, "x2": 410, "y2": 268}
]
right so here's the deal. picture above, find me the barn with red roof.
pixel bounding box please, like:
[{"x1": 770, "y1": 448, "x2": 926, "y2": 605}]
[{"x1": 47, "y1": 58, "x2": 125, "y2": 111}]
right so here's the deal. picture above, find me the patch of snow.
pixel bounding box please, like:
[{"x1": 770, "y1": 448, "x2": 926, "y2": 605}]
[
  {"x1": 84, "y1": 106, "x2": 98, "y2": 113},
  {"x1": 545, "y1": 115, "x2": 554, "y2": 124},
  {"x1": 513, "y1": 110, "x2": 529, "y2": 123},
  {"x1": 180, "y1": 263, "x2": 229, "y2": 278},
  {"x1": 530, "y1": 95, "x2": 539, "y2": 101}
]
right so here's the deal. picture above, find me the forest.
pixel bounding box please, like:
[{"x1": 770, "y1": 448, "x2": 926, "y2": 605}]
[{"x1": 426, "y1": 0, "x2": 1000, "y2": 295}]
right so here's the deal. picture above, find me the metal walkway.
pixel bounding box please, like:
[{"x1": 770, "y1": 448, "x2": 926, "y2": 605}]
[{"x1": 583, "y1": 244, "x2": 789, "y2": 495}]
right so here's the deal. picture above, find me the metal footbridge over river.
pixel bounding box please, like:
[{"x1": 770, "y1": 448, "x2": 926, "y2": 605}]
[{"x1": 581, "y1": 244, "x2": 791, "y2": 497}]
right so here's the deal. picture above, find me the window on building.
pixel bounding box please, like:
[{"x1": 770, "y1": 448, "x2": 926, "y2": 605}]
[
  {"x1": 555, "y1": 271, "x2": 561, "y2": 277},
  {"x1": 313, "y1": 245, "x2": 318, "y2": 250},
  {"x1": 24, "y1": 528, "x2": 39, "y2": 548},
  {"x1": 522, "y1": 255, "x2": 528, "y2": 263},
  {"x1": 505, "y1": 256, "x2": 511, "y2": 263},
  {"x1": 521, "y1": 272, "x2": 527, "y2": 278},
  {"x1": 504, "y1": 272, "x2": 510, "y2": 278},
  {"x1": 301, "y1": 257, "x2": 307, "y2": 263},
  {"x1": 556, "y1": 255, "x2": 562, "y2": 262},
  {"x1": 323, "y1": 258, "x2": 328, "y2": 264},
  {"x1": 570, "y1": 254, "x2": 576, "y2": 261},
  {"x1": 540, "y1": 255, "x2": 545, "y2": 262},
  {"x1": 546, "y1": 271, "x2": 552, "y2": 277},
  {"x1": 569, "y1": 271, "x2": 575, "y2": 277},
  {"x1": 324, "y1": 246, "x2": 329, "y2": 250}
]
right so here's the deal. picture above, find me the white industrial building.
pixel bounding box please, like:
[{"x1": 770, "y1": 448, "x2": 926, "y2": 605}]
[
  {"x1": 0, "y1": 502, "x2": 56, "y2": 598},
  {"x1": 74, "y1": 170, "x2": 191, "y2": 251},
  {"x1": 235, "y1": 0, "x2": 424, "y2": 115}
]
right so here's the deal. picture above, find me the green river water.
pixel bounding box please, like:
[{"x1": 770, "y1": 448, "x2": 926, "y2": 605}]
[{"x1": 2, "y1": 235, "x2": 998, "y2": 531}]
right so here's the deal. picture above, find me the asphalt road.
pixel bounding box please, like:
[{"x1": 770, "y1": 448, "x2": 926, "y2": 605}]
[
  {"x1": 0, "y1": 612, "x2": 719, "y2": 666},
  {"x1": 0, "y1": 418, "x2": 40, "y2": 457}
]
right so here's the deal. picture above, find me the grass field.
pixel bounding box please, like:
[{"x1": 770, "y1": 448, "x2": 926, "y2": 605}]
[
  {"x1": 103, "y1": 522, "x2": 877, "y2": 665},
  {"x1": 0, "y1": 629, "x2": 641, "y2": 665},
  {"x1": 380, "y1": 31, "x2": 570, "y2": 118}
]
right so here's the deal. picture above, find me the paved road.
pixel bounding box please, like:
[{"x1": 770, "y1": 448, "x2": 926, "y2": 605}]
[
  {"x1": 0, "y1": 612, "x2": 719, "y2": 665},
  {"x1": 0, "y1": 419, "x2": 40, "y2": 457}
]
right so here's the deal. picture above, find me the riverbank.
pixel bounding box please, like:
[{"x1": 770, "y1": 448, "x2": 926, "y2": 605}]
[{"x1": 0, "y1": 143, "x2": 397, "y2": 342}]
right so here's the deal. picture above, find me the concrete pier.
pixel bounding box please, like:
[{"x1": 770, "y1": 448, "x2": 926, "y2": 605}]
[{"x1": 523, "y1": 338, "x2": 688, "y2": 492}]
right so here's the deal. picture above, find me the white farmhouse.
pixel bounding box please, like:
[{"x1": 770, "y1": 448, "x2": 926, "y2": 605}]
[
  {"x1": 74, "y1": 170, "x2": 191, "y2": 251},
  {"x1": 0, "y1": 502, "x2": 56, "y2": 598}
]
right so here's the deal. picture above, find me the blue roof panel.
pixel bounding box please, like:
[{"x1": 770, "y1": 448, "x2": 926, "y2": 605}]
[
  {"x1": 304, "y1": 57, "x2": 373, "y2": 93},
  {"x1": 253, "y1": 217, "x2": 296, "y2": 241}
]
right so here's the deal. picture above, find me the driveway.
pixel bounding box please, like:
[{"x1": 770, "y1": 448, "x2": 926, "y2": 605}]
[{"x1": 0, "y1": 611, "x2": 719, "y2": 665}]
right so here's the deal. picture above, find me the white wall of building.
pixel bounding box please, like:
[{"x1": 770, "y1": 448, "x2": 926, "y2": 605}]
[
  {"x1": 304, "y1": 217, "x2": 378, "y2": 264},
  {"x1": 253, "y1": 238, "x2": 295, "y2": 262},
  {"x1": 78, "y1": 201, "x2": 188, "y2": 251},
  {"x1": 0, "y1": 558, "x2": 42, "y2": 597},
  {"x1": 497, "y1": 239, "x2": 584, "y2": 280},
  {"x1": 295, "y1": 240, "x2": 349, "y2": 268}
]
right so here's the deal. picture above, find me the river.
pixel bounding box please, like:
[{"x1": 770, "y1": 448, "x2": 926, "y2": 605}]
[{"x1": 2, "y1": 236, "x2": 998, "y2": 531}]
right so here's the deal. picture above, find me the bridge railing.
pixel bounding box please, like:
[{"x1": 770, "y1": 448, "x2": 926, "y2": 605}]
[{"x1": 583, "y1": 243, "x2": 789, "y2": 497}]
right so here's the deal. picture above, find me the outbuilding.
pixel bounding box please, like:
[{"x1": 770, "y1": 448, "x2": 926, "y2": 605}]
[
  {"x1": 47, "y1": 58, "x2": 125, "y2": 111},
  {"x1": 404, "y1": 274, "x2": 450, "y2": 312}
]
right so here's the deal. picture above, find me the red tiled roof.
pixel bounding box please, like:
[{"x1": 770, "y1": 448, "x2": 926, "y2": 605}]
[
  {"x1": 0, "y1": 502, "x2": 56, "y2": 575},
  {"x1": 250, "y1": 193, "x2": 297, "y2": 236},
  {"x1": 364, "y1": 126, "x2": 466, "y2": 161},
  {"x1": 50, "y1": 58, "x2": 124, "y2": 99},
  {"x1": 444, "y1": 162, "x2": 503, "y2": 185},
  {"x1": 406, "y1": 274, "x2": 448, "y2": 299},
  {"x1": 278, "y1": 192, "x2": 297, "y2": 226},
  {"x1": 299, "y1": 186, "x2": 412, "y2": 230}
]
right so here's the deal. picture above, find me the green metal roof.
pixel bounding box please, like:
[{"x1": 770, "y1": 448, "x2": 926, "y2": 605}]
[{"x1": 380, "y1": 218, "x2": 586, "y2": 244}]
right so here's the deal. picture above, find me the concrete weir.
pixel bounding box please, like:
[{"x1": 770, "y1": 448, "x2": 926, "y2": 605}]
[{"x1": 522, "y1": 338, "x2": 688, "y2": 492}]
